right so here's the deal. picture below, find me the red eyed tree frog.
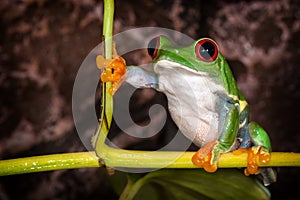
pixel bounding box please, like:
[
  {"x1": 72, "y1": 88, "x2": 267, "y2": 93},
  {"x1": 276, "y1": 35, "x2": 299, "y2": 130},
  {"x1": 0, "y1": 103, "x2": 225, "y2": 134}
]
[{"x1": 97, "y1": 36, "x2": 277, "y2": 185}]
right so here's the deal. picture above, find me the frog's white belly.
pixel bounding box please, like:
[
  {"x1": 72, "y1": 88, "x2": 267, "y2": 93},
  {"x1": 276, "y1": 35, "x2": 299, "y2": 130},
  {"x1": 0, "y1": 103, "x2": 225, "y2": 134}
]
[{"x1": 154, "y1": 60, "x2": 227, "y2": 147}]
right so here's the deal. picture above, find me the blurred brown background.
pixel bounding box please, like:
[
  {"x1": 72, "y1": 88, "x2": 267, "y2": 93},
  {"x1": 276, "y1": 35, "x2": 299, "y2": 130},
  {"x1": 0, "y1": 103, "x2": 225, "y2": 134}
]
[{"x1": 0, "y1": 0, "x2": 299, "y2": 199}]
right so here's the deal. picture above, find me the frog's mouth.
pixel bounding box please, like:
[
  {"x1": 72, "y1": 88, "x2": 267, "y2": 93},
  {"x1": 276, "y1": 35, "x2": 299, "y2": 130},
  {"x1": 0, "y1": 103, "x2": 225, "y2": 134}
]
[{"x1": 153, "y1": 60, "x2": 207, "y2": 76}]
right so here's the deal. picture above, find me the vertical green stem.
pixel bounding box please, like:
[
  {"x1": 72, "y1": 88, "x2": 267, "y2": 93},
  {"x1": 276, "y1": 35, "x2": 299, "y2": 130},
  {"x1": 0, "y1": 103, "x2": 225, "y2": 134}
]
[
  {"x1": 93, "y1": 0, "x2": 115, "y2": 157},
  {"x1": 103, "y1": 0, "x2": 114, "y2": 130},
  {"x1": 103, "y1": 0, "x2": 114, "y2": 60}
]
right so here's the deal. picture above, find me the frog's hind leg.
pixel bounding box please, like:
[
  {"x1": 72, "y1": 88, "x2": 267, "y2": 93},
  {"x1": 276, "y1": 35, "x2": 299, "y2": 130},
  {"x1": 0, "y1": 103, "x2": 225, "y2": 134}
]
[{"x1": 248, "y1": 122, "x2": 277, "y2": 185}]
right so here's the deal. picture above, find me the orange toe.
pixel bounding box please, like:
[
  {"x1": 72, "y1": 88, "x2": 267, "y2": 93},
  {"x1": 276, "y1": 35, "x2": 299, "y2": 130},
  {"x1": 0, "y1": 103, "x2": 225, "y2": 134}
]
[
  {"x1": 258, "y1": 147, "x2": 271, "y2": 164},
  {"x1": 192, "y1": 141, "x2": 218, "y2": 173},
  {"x1": 98, "y1": 56, "x2": 126, "y2": 95},
  {"x1": 244, "y1": 146, "x2": 271, "y2": 176},
  {"x1": 203, "y1": 162, "x2": 218, "y2": 173},
  {"x1": 247, "y1": 146, "x2": 259, "y2": 174}
]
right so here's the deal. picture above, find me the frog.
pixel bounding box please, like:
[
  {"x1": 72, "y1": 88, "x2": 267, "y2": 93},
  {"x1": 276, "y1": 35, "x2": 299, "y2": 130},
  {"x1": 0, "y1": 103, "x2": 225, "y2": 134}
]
[{"x1": 97, "y1": 35, "x2": 277, "y2": 185}]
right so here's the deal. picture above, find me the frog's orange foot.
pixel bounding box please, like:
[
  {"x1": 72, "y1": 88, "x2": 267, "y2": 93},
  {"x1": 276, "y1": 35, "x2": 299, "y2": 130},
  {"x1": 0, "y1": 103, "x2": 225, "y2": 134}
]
[
  {"x1": 244, "y1": 146, "x2": 271, "y2": 176},
  {"x1": 96, "y1": 55, "x2": 126, "y2": 95},
  {"x1": 192, "y1": 141, "x2": 219, "y2": 173}
]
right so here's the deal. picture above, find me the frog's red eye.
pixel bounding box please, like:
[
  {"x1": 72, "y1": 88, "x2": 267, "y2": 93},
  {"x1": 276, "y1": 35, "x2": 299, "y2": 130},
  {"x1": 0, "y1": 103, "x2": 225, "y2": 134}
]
[
  {"x1": 147, "y1": 37, "x2": 160, "y2": 59},
  {"x1": 195, "y1": 39, "x2": 218, "y2": 62}
]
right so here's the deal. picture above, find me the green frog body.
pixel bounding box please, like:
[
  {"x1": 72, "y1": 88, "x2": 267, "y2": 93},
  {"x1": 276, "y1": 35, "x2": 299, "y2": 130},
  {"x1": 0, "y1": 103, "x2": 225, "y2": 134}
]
[{"x1": 123, "y1": 36, "x2": 276, "y2": 185}]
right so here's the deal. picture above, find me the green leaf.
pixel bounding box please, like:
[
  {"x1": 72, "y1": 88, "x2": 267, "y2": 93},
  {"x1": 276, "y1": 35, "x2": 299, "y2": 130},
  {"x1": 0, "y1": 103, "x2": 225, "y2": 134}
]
[
  {"x1": 106, "y1": 170, "x2": 128, "y2": 196},
  {"x1": 120, "y1": 169, "x2": 270, "y2": 200}
]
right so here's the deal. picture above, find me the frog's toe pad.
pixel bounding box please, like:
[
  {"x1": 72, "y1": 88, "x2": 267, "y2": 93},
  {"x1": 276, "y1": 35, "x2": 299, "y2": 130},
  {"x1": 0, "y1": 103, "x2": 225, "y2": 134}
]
[
  {"x1": 258, "y1": 147, "x2": 271, "y2": 164},
  {"x1": 96, "y1": 55, "x2": 110, "y2": 69},
  {"x1": 192, "y1": 141, "x2": 218, "y2": 173},
  {"x1": 245, "y1": 146, "x2": 271, "y2": 176}
]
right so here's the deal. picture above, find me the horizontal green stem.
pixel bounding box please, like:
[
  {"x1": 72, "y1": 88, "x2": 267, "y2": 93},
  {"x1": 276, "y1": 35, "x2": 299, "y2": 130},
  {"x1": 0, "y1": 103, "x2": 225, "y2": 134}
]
[
  {"x1": 100, "y1": 146, "x2": 300, "y2": 168},
  {"x1": 0, "y1": 152, "x2": 102, "y2": 176},
  {"x1": 1, "y1": 149, "x2": 299, "y2": 176}
]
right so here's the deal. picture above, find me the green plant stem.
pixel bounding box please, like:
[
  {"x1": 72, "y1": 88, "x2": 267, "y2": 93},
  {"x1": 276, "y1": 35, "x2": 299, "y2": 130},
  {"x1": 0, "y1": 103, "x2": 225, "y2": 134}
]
[
  {"x1": 93, "y1": 0, "x2": 114, "y2": 157},
  {"x1": 1, "y1": 151, "x2": 299, "y2": 176},
  {"x1": 98, "y1": 147, "x2": 300, "y2": 168},
  {"x1": 0, "y1": 152, "x2": 101, "y2": 176},
  {"x1": 103, "y1": 0, "x2": 114, "y2": 60},
  {"x1": 102, "y1": 0, "x2": 114, "y2": 127}
]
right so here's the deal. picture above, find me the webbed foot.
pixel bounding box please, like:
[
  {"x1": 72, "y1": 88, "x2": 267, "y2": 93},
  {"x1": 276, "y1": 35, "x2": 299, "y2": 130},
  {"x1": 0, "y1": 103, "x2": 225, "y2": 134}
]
[{"x1": 192, "y1": 141, "x2": 220, "y2": 173}]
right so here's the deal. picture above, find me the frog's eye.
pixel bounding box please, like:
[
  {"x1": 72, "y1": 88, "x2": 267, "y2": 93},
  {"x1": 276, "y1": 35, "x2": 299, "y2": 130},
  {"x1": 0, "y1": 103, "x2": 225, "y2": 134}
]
[
  {"x1": 195, "y1": 39, "x2": 218, "y2": 62},
  {"x1": 147, "y1": 37, "x2": 160, "y2": 59}
]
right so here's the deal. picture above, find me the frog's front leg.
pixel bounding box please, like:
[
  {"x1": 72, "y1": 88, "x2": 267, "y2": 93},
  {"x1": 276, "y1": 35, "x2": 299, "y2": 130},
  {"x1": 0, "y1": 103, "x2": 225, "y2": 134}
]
[
  {"x1": 192, "y1": 103, "x2": 240, "y2": 172},
  {"x1": 125, "y1": 66, "x2": 158, "y2": 89}
]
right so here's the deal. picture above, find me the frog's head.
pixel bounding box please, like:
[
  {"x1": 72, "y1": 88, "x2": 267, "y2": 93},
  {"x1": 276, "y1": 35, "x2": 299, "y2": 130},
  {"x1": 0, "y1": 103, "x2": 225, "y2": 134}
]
[{"x1": 147, "y1": 35, "x2": 226, "y2": 78}]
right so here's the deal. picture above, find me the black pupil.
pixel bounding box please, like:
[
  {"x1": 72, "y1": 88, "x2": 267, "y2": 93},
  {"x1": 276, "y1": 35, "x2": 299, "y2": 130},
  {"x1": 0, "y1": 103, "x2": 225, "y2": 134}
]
[
  {"x1": 200, "y1": 42, "x2": 215, "y2": 60},
  {"x1": 147, "y1": 38, "x2": 157, "y2": 57}
]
